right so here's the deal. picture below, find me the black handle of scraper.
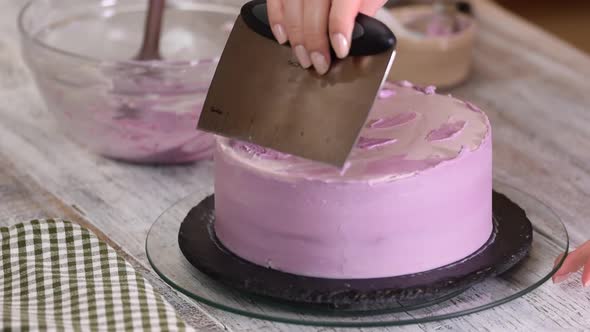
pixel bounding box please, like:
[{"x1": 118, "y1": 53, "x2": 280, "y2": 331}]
[{"x1": 241, "y1": 0, "x2": 396, "y2": 57}]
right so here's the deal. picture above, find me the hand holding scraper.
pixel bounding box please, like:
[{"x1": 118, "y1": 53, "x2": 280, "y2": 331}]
[
  {"x1": 265, "y1": 0, "x2": 390, "y2": 75},
  {"x1": 198, "y1": 0, "x2": 396, "y2": 168}
]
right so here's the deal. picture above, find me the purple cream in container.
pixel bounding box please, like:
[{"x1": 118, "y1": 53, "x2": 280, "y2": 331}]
[{"x1": 19, "y1": 0, "x2": 239, "y2": 164}]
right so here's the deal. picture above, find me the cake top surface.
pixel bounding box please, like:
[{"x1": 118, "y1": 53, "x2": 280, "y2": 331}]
[{"x1": 218, "y1": 81, "x2": 490, "y2": 183}]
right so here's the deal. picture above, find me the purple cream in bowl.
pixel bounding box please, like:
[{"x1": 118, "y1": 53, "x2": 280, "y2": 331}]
[{"x1": 19, "y1": 0, "x2": 239, "y2": 164}]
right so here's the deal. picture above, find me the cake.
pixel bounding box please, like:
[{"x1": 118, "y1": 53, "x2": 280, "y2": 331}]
[{"x1": 213, "y1": 81, "x2": 492, "y2": 279}]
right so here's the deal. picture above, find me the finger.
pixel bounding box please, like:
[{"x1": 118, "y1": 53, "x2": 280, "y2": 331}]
[
  {"x1": 552, "y1": 253, "x2": 572, "y2": 284},
  {"x1": 554, "y1": 253, "x2": 565, "y2": 267},
  {"x1": 303, "y1": 0, "x2": 331, "y2": 75},
  {"x1": 284, "y1": 0, "x2": 311, "y2": 68},
  {"x1": 359, "y1": 0, "x2": 388, "y2": 16},
  {"x1": 582, "y1": 258, "x2": 590, "y2": 287},
  {"x1": 554, "y1": 241, "x2": 590, "y2": 277},
  {"x1": 267, "y1": 0, "x2": 287, "y2": 44},
  {"x1": 329, "y1": 0, "x2": 361, "y2": 59}
]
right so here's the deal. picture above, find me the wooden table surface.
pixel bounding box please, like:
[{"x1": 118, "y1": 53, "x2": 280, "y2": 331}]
[{"x1": 1, "y1": 0, "x2": 589, "y2": 330}]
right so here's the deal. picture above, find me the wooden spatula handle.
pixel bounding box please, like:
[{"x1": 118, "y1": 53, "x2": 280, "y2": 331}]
[{"x1": 135, "y1": 0, "x2": 166, "y2": 61}]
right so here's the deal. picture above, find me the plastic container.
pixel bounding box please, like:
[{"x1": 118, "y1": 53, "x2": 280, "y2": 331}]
[{"x1": 377, "y1": 5, "x2": 476, "y2": 89}]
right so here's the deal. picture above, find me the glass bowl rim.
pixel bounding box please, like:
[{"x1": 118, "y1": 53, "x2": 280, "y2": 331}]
[{"x1": 17, "y1": 0, "x2": 239, "y2": 68}]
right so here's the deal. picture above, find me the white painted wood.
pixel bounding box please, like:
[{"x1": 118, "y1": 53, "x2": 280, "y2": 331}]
[{"x1": 1, "y1": 0, "x2": 589, "y2": 331}]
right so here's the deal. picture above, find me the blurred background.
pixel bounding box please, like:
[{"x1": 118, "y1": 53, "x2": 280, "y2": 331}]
[{"x1": 495, "y1": 0, "x2": 590, "y2": 54}]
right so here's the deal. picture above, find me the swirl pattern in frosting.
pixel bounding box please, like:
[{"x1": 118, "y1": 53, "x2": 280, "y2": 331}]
[{"x1": 218, "y1": 81, "x2": 489, "y2": 183}]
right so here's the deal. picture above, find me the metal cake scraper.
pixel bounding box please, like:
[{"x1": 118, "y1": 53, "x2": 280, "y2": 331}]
[{"x1": 198, "y1": 0, "x2": 397, "y2": 167}]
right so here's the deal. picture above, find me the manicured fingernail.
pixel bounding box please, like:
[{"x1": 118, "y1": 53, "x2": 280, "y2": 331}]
[
  {"x1": 310, "y1": 52, "x2": 329, "y2": 75},
  {"x1": 293, "y1": 45, "x2": 312, "y2": 68},
  {"x1": 331, "y1": 33, "x2": 349, "y2": 59},
  {"x1": 271, "y1": 24, "x2": 287, "y2": 44},
  {"x1": 552, "y1": 273, "x2": 571, "y2": 284}
]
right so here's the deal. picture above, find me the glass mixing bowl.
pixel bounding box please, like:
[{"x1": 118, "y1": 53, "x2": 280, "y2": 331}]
[{"x1": 19, "y1": 0, "x2": 240, "y2": 164}]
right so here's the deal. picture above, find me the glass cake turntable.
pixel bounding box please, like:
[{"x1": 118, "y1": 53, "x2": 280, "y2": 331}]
[{"x1": 146, "y1": 181, "x2": 568, "y2": 327}]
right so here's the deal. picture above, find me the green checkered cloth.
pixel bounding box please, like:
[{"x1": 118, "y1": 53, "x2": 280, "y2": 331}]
[{"x1": 0, "y1": 219, "x2": 192, "y2": 331}]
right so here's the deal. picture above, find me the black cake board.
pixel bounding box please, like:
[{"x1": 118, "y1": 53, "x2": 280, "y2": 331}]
[{"x1": 178, "y1": 191, "x2": 532, "y2": 312}]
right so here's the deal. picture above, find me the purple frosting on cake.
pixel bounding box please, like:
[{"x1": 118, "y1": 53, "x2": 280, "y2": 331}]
[{"x1": 213, "y1": 82, "x2": 492, "y2": 279}]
